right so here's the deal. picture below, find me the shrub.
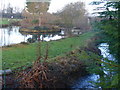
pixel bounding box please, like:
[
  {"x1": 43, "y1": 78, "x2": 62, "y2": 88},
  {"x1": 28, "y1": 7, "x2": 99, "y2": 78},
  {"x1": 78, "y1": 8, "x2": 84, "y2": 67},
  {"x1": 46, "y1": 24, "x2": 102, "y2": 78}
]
[{"x1": 32, "y1": 19, "x2": 39, "y2": 24}]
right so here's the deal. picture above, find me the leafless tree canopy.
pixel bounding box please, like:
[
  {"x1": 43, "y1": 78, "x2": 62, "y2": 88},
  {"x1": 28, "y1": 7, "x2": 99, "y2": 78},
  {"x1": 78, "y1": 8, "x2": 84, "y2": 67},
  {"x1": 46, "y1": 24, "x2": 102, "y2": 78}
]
[{"x1": 57, "y1": 2, "x2": 90, "y2": 30}]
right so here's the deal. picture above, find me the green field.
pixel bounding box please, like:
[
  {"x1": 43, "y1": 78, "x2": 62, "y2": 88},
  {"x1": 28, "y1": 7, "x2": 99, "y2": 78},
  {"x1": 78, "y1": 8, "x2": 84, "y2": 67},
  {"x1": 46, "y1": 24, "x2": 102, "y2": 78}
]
[
  {"x1": 2, "y1": 31, "x2": 96, "y2": 70},
  {"x1": 0, "y1": 18, "x2": 9, "y2": 25},
  {"x1": 0, "y1": 18, "x2": 21, "y2": 25}
]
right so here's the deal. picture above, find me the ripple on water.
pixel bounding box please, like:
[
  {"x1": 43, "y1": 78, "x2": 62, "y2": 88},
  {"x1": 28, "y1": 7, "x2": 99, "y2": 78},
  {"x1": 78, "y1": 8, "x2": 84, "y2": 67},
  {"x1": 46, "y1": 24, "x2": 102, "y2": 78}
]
[
  {"x1": 71, "y1": 43, "x2": 115, "y2": 89},
  {"x1": 71, "y1": 74, "x2": 99, "y2": 88}
]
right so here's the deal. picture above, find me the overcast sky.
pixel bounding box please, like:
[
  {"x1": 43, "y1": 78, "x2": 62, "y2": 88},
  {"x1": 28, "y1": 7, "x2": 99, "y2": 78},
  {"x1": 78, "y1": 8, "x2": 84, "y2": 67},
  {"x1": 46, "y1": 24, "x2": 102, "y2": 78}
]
[
  {"x1": 48, "y1": 0, "x2": 84, "y2": 13},
  {"x1": 0, "y1": 0, "x2": 103, "y2": 14}
]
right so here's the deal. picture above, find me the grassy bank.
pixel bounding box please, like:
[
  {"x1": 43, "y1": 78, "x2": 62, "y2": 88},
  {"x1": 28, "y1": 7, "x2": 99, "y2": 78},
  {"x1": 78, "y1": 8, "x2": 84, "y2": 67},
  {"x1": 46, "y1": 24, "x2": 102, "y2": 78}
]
[
  {"x1": 0, "y1": 18, "x2": 21, "y2": 25},
  {"x1": 0, "y1": 18, "x2": 9, "y2": 25},
  {"x1": 2, "y1": 31, "x2": 96, "y2": 70}
]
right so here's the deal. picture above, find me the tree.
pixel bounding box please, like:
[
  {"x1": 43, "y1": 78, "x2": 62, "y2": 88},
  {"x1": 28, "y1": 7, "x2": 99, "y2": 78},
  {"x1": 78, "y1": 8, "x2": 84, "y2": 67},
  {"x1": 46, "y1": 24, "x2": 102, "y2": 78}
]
[
  {"x1": 41, "y1": 13, "x2": 61, "y2": 25},
  {"x1": 57, "y1": 2, "x2": 89, "y2": 30},
  {"x1": 92, "y1": 1, "x2": 120, "y2": 88},
  {"x1": 26, "y1": 1, "x2": 50, "y2": 26},
  {"x1": 98, "y1": 1, "x2": 119, "y2": 60},
  {"x1": 21, "y1": 9, "x2": 34, "y2": 27},
  {"x1": 7, "y1": 3, "x2": 13, "y2": 14}
]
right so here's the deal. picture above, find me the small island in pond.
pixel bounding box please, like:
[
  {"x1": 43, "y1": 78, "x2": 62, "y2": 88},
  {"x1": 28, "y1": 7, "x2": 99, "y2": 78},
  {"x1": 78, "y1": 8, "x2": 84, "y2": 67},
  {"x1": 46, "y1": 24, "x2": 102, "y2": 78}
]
[{"x1": 19, "y1": 26, "x2": 61, "y2": 34}]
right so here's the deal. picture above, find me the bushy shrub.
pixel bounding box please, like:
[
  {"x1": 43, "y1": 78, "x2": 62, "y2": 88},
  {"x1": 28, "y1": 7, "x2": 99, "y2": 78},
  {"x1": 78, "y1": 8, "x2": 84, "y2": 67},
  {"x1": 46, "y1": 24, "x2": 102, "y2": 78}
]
[{"x1": 32, "y1": 19, "x2": 39, "y2": 24}]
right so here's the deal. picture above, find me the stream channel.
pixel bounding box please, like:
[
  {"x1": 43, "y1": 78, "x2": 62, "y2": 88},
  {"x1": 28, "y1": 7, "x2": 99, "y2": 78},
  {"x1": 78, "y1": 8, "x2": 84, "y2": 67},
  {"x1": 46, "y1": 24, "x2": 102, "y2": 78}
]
[{"x1": 71, "y1": 43, "x2": 116, "y2": 89}]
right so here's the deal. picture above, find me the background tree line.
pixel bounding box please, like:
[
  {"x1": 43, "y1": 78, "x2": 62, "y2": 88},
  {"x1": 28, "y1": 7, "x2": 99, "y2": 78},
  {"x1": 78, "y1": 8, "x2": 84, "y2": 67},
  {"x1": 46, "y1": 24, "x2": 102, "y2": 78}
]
[
  {"x1": 56, "y1": 2, "x2": 90, "y2": 30},
  {"x1": 21, "y1": 1, "x2": 90, "y2": 32},
  {"x1": 1, "y1": 3, "x2": 23, "y2": 19}
]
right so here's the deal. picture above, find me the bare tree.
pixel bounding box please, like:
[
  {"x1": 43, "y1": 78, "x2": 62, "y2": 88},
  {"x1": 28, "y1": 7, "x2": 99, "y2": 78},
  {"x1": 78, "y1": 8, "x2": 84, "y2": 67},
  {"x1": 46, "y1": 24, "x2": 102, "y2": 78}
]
[
  {"x1": 58, "y1": 2, "x2": 90, "y2": 30},
  {"x1": 7, "y1": 3, "x2": 13, "y2": 14}
]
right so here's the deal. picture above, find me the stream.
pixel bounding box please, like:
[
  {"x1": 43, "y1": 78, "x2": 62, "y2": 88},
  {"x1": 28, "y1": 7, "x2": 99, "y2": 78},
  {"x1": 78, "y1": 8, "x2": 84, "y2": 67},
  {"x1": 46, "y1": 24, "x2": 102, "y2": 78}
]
[{"x1": 71, "y1": 43, "x2": 115, "y2": 89}]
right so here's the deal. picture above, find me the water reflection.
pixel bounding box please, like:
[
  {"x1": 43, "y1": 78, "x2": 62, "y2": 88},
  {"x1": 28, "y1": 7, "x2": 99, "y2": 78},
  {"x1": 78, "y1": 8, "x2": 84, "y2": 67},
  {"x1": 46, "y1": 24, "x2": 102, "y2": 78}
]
[
  {"x1": 98, "y1": 43, "x2": 115, "y2": 61},
  {"x1": 0, "y1": 26, "x2": 32, "y2": 46},
  {"x1": 0, "y1": 26, "x2": 64, "y2": 46},
  {"x1": 71, "y1": 43, "x2": 115, "y2": 89},
  {"x1": 72, "y1": 74, "x2": 99, "y2": 89},
  {"x1": 98, "y1": 43, "x2": 116, "y2": 77}
]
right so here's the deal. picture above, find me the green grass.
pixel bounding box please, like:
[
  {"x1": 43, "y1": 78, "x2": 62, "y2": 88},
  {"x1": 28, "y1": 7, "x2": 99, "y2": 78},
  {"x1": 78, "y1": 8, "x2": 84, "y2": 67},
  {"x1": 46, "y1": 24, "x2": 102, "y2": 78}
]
[
  {"x1": 2, "y1": 31, "x2": 96, "y2": 70},
  {"x1": 0, "y1": 18, "x2": 9, "y2": 25},
  {"x1": 0, "y1": 18, "x2": 21, "y2": 25}
]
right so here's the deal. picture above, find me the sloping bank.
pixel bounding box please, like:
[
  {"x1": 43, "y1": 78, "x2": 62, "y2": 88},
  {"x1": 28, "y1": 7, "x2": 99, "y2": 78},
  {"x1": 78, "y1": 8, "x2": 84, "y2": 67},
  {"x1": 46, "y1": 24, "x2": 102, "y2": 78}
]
[
  {"x1": 0, "y1": 18, "x2": 21, "y2": 27},
  {"x1": 2, "y1": 31, "x2": 101, "y2": 88}
]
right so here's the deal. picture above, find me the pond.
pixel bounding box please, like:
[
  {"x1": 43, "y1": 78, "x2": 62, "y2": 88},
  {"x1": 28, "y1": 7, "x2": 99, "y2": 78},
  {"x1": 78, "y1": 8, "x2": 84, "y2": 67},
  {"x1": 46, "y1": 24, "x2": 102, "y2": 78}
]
[{"x1": 0, "y1": 26, "x2": 65, "y2": 46}]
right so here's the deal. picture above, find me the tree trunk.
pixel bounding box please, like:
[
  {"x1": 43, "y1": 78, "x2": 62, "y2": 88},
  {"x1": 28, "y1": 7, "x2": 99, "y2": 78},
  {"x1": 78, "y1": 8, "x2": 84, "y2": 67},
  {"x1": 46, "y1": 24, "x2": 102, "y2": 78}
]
[{"x1": 39, "y1": 16, "x2": 41, "y2": 26}]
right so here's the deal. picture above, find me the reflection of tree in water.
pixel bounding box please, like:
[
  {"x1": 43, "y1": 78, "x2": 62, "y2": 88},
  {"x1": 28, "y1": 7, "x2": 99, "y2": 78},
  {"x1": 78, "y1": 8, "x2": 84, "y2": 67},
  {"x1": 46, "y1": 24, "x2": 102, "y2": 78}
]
[
  {"x1": 27, "y1": 32, "x2": 60, "y2": 43},
  {"x1": 7, "y1": 26, "x2": 12, "y2": 46},
  {"x1": 14, "y1": 27, "x2": 18, "y2": 33},
  {"x1": 32, "y1": 34, "x2": 37, "y2": 40},
  {"x1": 24, "y1": 35, "x2": 27, "y2": 42},
  {"x1": 3, "y1": 29, "x2": 6, "y2": 46},
  {"x1": 27, "y1": 35, "x2": 36, "y2": 43}
]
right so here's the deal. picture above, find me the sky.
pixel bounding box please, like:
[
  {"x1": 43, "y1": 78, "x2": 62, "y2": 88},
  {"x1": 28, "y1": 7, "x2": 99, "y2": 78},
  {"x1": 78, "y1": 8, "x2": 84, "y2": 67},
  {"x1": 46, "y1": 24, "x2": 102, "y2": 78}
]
[
  {"x1": 0, "y1": 0, "x2": 26, "y2": 11},
  {"x1": 0, "y1": 0, "x2": 105, "y2": 14},
  {"x1": 48, "y1": 0, "x2": 83, "y2": 13}
]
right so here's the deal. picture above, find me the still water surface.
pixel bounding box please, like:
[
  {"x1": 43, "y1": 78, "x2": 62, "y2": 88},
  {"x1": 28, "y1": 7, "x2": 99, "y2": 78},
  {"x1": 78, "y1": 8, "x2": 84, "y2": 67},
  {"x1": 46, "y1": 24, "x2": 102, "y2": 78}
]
[{"x1": 0, "y1": 26, "x2": 64, "y2": 46}]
